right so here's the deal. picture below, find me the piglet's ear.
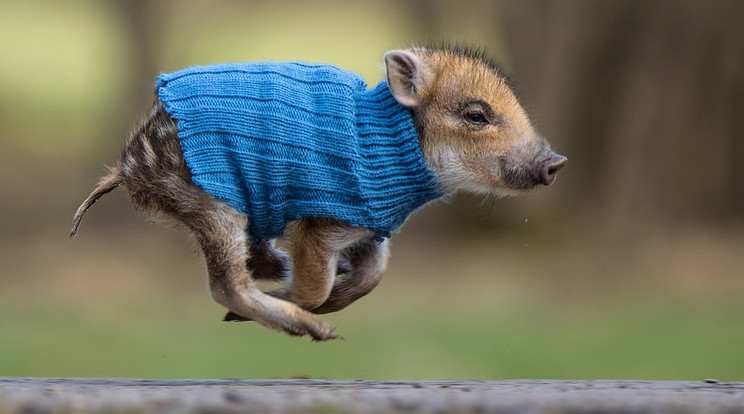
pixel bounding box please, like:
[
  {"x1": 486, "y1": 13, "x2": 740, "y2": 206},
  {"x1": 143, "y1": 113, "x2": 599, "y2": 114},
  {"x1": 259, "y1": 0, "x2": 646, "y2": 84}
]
[{"x1": 384, "y1": 50, "x2": 429, "y2": 108}]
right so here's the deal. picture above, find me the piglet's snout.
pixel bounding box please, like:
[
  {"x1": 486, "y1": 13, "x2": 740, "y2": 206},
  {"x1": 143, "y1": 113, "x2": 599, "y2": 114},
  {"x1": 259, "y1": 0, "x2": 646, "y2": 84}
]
[{"x1": 539, "y1": 152, "x2": 567, "y2": 186}]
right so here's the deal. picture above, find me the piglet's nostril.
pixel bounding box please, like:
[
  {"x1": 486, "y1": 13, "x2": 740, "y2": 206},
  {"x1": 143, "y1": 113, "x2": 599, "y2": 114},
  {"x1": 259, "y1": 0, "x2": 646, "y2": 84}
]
[{"x1": 540, "y1": 154, "x2": 567, "y2": 186}]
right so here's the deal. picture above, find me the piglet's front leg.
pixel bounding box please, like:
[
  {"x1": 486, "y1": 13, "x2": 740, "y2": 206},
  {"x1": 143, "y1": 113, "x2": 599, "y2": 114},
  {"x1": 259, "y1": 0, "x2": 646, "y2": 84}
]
[
  {"x1": 272, "y1": 217, "x2": 377, "y2": 312},
  {"x1": 281, "y1": 218, "x2": 345, "y2": 311},
  {"x1": 313, "y1": 238, "x2": 389, "y2": 314}
]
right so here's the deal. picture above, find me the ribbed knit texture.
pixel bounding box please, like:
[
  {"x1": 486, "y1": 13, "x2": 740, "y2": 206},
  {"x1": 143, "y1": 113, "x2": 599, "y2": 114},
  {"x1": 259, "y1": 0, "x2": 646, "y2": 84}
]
[{"x1": 156, "y1": 62, "x2": 444, "y2": 242}]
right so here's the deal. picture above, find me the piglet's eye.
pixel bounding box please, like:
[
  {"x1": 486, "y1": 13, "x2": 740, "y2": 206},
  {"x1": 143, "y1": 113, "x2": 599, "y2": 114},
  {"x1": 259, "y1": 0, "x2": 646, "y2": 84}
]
[
  {"x1": 465, "y1": 112, "x2": 488, "y2": 125},
  {"x1": 459, "y1": 98, "x2": 496, "y2": 127}
]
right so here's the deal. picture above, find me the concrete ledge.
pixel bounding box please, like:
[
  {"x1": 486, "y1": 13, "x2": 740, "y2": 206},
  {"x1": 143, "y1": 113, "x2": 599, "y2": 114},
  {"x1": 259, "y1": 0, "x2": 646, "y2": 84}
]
[{"x1": 1, "y1": 378, "x2": 742, "y2": 414}]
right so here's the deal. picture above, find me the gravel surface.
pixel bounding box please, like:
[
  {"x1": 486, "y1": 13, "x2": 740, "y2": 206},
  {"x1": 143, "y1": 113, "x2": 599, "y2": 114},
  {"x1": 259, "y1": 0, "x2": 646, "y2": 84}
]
[{"x1": 0, "y1": 378, "x2": 742, "y2": 414}]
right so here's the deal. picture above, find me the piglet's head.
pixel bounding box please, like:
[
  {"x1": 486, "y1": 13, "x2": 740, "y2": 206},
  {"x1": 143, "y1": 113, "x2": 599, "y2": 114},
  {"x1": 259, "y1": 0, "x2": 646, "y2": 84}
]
[{"x1": 385, "y1": 47, "x2": 567, "y2": 197}]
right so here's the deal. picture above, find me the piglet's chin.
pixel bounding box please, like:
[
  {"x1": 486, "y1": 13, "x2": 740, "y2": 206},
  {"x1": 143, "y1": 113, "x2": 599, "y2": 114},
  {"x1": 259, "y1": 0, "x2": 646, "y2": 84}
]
[
  {"x1": 490, "y1": 186, "x2": 530, "y2": 198},
  {"x1": 497, "y1": 160, "x2": 543, "y2": 192}
]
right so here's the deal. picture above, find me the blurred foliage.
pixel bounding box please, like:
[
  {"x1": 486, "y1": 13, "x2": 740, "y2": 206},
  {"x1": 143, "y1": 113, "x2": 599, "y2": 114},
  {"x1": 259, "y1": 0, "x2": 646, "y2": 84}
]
[
  {"x1": 495, "y1": 0, "x2": 744, "y2": 231},
  {"x1": 0, "y1": 0, "x2": 742, "y2": 380}
]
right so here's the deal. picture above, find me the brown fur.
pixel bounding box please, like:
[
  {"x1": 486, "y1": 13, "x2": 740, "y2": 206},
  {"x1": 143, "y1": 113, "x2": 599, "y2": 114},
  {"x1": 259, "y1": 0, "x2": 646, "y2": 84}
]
[{"x1": 71, "y1": 47, "x2": 566, "y2": 340}]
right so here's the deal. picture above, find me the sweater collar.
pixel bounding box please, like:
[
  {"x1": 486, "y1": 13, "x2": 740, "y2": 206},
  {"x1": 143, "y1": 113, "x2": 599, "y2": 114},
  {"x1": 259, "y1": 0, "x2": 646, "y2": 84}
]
[{"x1": 352, "y1": 81, "x2": 447, "y2": 236}]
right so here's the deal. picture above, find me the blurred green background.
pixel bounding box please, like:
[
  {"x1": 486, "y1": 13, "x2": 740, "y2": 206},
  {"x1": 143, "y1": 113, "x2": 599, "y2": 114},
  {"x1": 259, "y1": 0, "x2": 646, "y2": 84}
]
[{"x1": 1, "y1": 0, "x2": 743, "y2": 380}]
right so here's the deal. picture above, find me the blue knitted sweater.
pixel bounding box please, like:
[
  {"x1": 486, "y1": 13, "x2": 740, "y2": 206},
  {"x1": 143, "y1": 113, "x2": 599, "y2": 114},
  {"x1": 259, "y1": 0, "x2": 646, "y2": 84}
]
[{"x1": 156, "y1": 62, "x2": 444, "y2": 243}]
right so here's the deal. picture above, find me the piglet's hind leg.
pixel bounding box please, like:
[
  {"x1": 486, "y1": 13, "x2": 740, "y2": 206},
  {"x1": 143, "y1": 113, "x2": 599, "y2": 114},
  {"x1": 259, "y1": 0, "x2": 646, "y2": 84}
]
[{"x1": 195, "y1": 203, "x2": 338, "y2": 340}]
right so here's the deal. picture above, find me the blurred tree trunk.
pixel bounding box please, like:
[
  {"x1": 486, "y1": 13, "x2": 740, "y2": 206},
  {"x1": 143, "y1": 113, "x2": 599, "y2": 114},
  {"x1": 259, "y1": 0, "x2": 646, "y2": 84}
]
[
  {"x1": 111, "y1": 0, "x2": 163, "y2": 133},
  {"x1": 89, "y1": 0, "x2": 165, "y2": 223}
]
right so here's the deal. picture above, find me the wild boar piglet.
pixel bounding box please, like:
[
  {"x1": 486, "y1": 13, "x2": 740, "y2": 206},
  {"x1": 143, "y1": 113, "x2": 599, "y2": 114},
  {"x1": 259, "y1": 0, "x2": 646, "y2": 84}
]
[{"x1": 71, "y1": 45, "x2": 566, "y2": 340}]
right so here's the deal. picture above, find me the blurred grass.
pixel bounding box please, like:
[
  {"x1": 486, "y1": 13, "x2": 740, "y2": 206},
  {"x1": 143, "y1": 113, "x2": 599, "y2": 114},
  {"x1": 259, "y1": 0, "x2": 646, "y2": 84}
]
[
  {"x1": 2, "y1": 282, "x2": 742, "y2": 380},
  {"x1": 1, "y1": 222, "x2": 742, "y2": 381}
]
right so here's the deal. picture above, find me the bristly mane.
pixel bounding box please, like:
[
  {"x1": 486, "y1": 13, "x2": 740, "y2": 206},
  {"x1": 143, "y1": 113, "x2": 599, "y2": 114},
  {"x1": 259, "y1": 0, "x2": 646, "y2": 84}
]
[
  {"x1": 412, "y1": 41, "x2": 525, "y2": 106},
  {"x1": 415, "y1": 41, "x2": 515, "y2": 87}
]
